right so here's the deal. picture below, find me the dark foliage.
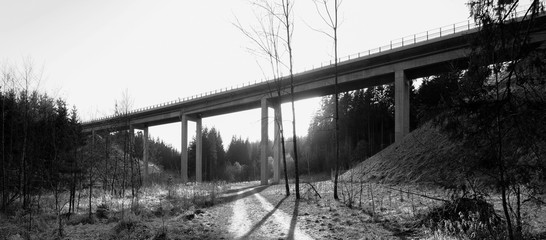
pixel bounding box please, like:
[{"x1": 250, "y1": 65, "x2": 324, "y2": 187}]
[
  {"x1": 133, "y1": 133, "x2": 181, "y2": 173},
  {"x1": 0, "y1": 87, "x2": 84, "y2": 212},
  {"x1": 188, "y1": 127, "x2": 227, "y2": 181},
  {"x1": 304, "y1": 85, "x2": 418, "y2": 173},
  {"x1": 432, "y1": 1, "x2": 546, "y2": 238}
]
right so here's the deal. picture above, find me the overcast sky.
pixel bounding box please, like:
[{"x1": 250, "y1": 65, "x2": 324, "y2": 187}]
[{"x1": 1, "y1": 0, "x2": 473, "y2": 150}]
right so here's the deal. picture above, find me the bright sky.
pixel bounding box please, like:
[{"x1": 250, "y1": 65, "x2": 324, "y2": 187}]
[{"x1": 0, "y1": 0, "x2": 472, "y2": 150}]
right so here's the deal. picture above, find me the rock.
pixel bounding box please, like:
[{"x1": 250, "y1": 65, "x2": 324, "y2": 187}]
[
  {"x1": 185, "y1": 214, "x2": 195, "y2": 220},
  {"x1": 195, "y1": 209, "x2": 205, "y2": 215}
]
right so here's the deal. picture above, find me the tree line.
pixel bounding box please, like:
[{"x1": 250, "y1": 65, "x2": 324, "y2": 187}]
[{"x1": 1, "y1": 64, "x2": 84, "y2": 215}]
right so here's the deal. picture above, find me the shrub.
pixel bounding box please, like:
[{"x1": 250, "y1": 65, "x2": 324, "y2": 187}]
[
  {"x1": 96, "y1": 203, "x2": 110, "y2": 219},
  {"x1": 422, "y1": 197, "x2": 505, "y2": 239},
  {"x1": 113, "y1": 212, "x2": 140, "y2": 234}
]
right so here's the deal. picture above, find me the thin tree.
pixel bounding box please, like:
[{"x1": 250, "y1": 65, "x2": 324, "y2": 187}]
[
  {"x1": 116, "y1": 89, "x2": 136, "y2": 200},
  {"x1": 442, "y1": 1, "x2": 546, "y2": 239},
  {"x1": 279, "y1": 0, "x2": 301, "y2": 199},
  {"x1": 234, "y1": 0, "x2": 291, "y2": 195},
  {"x1": 0, "y1": 66, "x2": 11, "y2": 211},
  {"x1": 311, "y1": 0, "x2": 342, "y2": 200}
]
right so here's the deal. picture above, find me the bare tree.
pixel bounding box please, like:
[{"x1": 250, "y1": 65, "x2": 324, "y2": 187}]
[
  {"x1": 116, "y1": 89, "x2": 138, "y2": 200},
  {"x1": 250, "y1": 0, "x2": 301, "y2": 198},
  {"x1": 234, "y1": 0, "x2": 291, "y2": 195},
  {"x1": 311, "y1": 0, "x2": 342, "y2": 200},
  {"x1": 279, "y1": 0, "x2": 301, "y2": 199}
]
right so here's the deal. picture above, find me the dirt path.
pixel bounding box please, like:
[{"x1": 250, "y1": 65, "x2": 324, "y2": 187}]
[{"x1": 220, "y1": 184, "x2": 313, "y2": 239}]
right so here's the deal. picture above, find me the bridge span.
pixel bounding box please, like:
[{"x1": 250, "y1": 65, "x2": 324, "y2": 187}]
[{"x1": 82, "y1": 12, "x2": 546, "y2": 185}]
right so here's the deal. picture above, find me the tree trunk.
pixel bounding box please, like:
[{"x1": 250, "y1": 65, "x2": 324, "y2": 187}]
[
  {"x1": 282, "y1": 0, "x2": 300, "y2": 200},
  {"x1": 333, "y1": 12, "x2": 340, "y2": 201},
  {"x1": 1, "y1": 90, "x2": 5, "y2": 211},
  {"x1": 88, "y1": 171, "x2": 93, "y2": 219}
]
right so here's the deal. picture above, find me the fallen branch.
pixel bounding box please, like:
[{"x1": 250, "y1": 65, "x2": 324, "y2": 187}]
[{"x1": 303, "y1": 182, "x2": 322, "y2": 198}]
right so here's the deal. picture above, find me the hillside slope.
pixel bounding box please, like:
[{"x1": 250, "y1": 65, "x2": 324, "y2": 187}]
[{"x1": 344, "y1": 122, "x2": 469, "y2": 185}]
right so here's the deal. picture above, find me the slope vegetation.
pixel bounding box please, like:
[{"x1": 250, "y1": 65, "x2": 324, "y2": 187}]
[{"x1": 344, "y1": 122, "x2": 468, "y2": 185}]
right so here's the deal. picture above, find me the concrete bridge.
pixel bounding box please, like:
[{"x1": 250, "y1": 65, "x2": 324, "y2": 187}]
[{"x1": 83, "y1": 11, "x2": 546, "y2": 185}]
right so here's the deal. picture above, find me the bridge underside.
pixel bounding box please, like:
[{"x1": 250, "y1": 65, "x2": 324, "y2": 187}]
[{"x1": 83, "y1": 14, "x2": 546, "y2": 185}]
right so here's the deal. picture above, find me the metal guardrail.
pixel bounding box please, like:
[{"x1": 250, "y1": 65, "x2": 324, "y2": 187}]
[{"x1": 84, "y1": 3, "x2": 539, "y2": 124}]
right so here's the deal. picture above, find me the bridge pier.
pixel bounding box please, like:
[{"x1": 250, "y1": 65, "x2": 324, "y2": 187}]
[
  {"x1": 143, "y1": 126, "x2": 149, "y2": 184},
  {"x1": 195, "y1": 117, "x2": 203, "y2": 183},
  {"x1": 394, "y1": 70, "x2": 410, "y2": 142},
  {"x1": 180, "y1": 114, "x2": 203, "y2": 183},
  {"x1": 260, "y1": 98, "x2": 269, "y2": 185},
  {"x1": 180, "y1": 115, "x2": 189, "y2": 183},
  {"x1": 273, "y1": 103, "x2": 281, "y2": 184},
  {"x1": 130, "y1": 126, "x2": 135, "y2": 172}
]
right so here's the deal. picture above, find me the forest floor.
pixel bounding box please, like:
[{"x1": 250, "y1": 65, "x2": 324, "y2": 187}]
[
  {"x1": 1, "y1": 177, "x2": 545, "y2": 239},
  {"x1": 206, "y1": 181, "x2": 403, "y2": 240},
  {"x1": 0, "y1": 178, "x2": 426, "y2": 240}
]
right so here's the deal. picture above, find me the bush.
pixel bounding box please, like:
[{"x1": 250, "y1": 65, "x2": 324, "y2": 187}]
[
  {"x1": 110, "y1": 212, "x2": 153, "y2": 240},
  {"x1": 422, "y1": 197, "x2": 505, "y2": 239},
  {"x1": 113, "y1": 213, "x2": 140, "y2": 234},
  {"x1": 96, "y1": 203, "x2": 110, "y2": 219},
  {"x1": 66, "y1": 214, "x2": 97, "y2": 225}
]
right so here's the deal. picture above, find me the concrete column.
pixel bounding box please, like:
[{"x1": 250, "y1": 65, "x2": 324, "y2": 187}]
[
  {"x1": 260, "y1": 98, "x2": 269, "y2": 185},
  {"x1": 273, "y1": 103, "x2": 281, "y2": 184},
  {"x1": 395, "y1": 70, "x2": 410, "y2": 142},
  {"x1": 181, "y1": 115, "x2": 189, "y2": 183},
  {"x1": 196, "y1": 117, "x2": 203, "y2": 183},
  {"x1": 129, "y1": 125, "x2": 135, "y2": 159},
  {"x1": 143, "y1": 126, "x2": 149, "y2": 184}
]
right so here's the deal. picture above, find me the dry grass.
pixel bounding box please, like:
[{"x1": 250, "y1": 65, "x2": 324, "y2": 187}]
[
  {"x1": 0, "y1": 179, "x2": 230, "y2": 239},
  {"x1": 268, "y1": 174, "x2": 546, "y2": 239},
  {"x1": 343, "y1": 122, "x2": 468, "y2": 186}
]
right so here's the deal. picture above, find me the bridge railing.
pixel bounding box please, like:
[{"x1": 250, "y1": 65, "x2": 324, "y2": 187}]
[{"x1": 83, "y1": 3, "x2": 540, "y2": 125}]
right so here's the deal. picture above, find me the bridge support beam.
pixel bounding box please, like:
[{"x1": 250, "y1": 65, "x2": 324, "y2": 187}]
[
  {"x1": 273, "y1": 103, "x2": 281, "y2": 184},
  {"x1": 143, "y1": 126, "x2": 149, "y2": 184},
  {"x1": 196, "y1": 117, "x2": 203, "y2": 183},
  {"x1": 180, "y1": 114, "x2": 203, "y2": 183},
  {"x1": 260, "y1": 98, "x2": 269, "y2": 185},
  {"x1": 395, "y1": 70, "x2": 410, "y2": 142},
  {"x1": 130, "y1": 125, "x2": 135, "y2": 166},
  {"x1": 181, "y1": 115, "x2": 188, "y2": 183}
]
